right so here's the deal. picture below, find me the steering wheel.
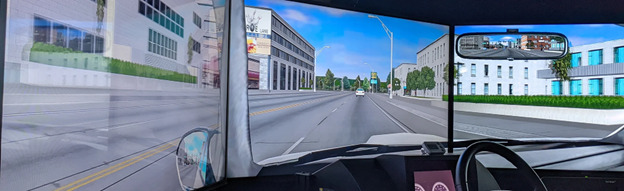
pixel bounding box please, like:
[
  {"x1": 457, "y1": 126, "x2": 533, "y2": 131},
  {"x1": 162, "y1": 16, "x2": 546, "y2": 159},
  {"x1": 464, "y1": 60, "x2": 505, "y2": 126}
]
[{"x1": 455, "y1": 141, "x2": 547, "y2": 191}]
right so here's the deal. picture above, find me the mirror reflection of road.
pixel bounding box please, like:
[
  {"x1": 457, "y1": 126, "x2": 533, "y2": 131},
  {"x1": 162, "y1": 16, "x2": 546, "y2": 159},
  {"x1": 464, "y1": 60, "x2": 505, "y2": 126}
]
[
  {"x1": 460, "y1": 48, "x2": 563, "y2": 58},
  {"x1": 1, "y1": 85, "x2": 621, "y2": 190}
]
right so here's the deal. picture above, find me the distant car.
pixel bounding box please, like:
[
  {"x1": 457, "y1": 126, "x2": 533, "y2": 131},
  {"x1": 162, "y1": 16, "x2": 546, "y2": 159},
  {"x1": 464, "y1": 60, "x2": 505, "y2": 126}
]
[{"x1": 355, "y1": 88, "x2": 365, "y2": 97}]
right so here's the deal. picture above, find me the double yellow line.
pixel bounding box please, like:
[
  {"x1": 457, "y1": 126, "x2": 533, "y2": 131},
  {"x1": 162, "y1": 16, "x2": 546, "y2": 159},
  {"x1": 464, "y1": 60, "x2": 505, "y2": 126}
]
[{"x1": 54, "y1": 139, "x2": 179, "y2": 191}]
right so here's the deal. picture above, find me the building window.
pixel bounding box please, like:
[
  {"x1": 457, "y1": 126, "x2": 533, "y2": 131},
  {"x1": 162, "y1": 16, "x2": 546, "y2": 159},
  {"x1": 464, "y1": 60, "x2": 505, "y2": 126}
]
[
  {"x1": 589, "y1": 78, "x2": 603, "y2": 95},
  {"x1": 471, "y1": 64, "x2": 476, "y2": 77},
  {"x1": 615, "y1": 47, "x2": 624, "y2": 63},
  {"x1": 471, "y1": 83, "x2": 476, "y2": 95},
  {"x1": 524, "y1": 67, "x2": 528, "y2": 79},
  {"x1": 571, "y1": 52, "x2": 582, "y2": 67},
  {"x1": 524, "y1": 84, "x2": 528, "y2": 95},
  {"x1": 484, "y1": 64, "x2": 489, "y2": 77},
  {"x1": 193, "y1": 12, "x2": 202, "y2": 28},
  {"x1": 509, "y1": 66, "x2": 513, "y2": 79},
  {"x1": 273, "y1": 62, "x2": 278, "y2": 90},
  {"x1": 139, "y1": 0, "x2": 184, "y2": 37},
  {"x1": 484, "y1": 83, "x2": 489, "y2": 95},
  {"x1": 509, "y1": 84, "x2": 513, "y2": 95},
  {"x1": 497, "y1": 65, "x2": 502, "y2": 78},
  {"x1": 148, "y1": 29, "x2": 177, "y2": 60},
  {"x1": 34, "y1": 16, "x2": 52, "y2": 43},
  {"x1": 616, "y1": 78, "x2": 624, "y2": 96},
  {"x1": 497, "y1": 84, "x2": 502, "y2": 95},
  {"x1": 552, "y1": 80, "x2": 562, "y2": 95},
  {"x1": 570, "y1": 79, "x2": 582, "y2": 95},
  {"x1": 191, "y1": 38, "x2": 201, "y2": 53},
  {"x1": 588, "y1": 49, "x2": 603, "y2": 66},
  {"x1": 458, "y1": 82, "x2": 462, "y2": 95}
]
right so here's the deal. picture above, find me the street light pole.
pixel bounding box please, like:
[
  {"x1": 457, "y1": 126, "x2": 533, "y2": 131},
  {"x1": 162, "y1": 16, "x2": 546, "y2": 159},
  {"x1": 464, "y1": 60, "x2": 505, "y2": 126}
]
[
  {"x1": 368, "y1": 15, "x2": 393, "y2": 99},
  {"x1": 314, "y1": 46, "x2": 330, "y2": 92}
]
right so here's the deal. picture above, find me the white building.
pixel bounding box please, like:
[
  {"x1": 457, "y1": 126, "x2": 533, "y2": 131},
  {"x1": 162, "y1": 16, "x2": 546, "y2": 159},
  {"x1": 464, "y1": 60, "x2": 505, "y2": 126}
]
[
  {"x1": 454, "y1": 57, "x2": 550, "y2": 96},
  {"x1": 393, "y1": 63, "x2": 417, "y2": 95},
  {"x1": 5, "y1": 0, "x2": 220, "y2": 90},
  {"x1": 538, "y1": 39, "x2": 624, "y2": 96},
  {"x1": 414, "y1": 34, "x2": 451, "y2": 97}
]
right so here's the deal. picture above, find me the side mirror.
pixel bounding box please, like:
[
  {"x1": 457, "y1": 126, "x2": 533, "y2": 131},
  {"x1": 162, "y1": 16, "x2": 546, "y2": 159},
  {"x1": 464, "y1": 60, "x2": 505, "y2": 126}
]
[
  {"x1": 176, "y1": 128, "x2": 220, "y2": 190},
  {"x1": 456, "y1": 32, "x2": 568, "y2": 60}
]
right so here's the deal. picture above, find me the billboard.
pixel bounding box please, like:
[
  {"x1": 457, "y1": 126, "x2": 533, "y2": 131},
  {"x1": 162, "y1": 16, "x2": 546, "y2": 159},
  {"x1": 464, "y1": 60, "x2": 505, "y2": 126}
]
[
  {"x1": 247, "y1": 37, "x2": 271, "y2": 55},
  {"x1": 371, "y1": 79, "x2": 378, "y2": 84},
  {"x1": 245, "y1": 7, "x2": 272, "y2": 55},
  {"x1": 245, "y1": 7, "x2": 271, "y2": 35},
  {"x1": 371, "y1": 72, "x2": 377, "y2": 79}
]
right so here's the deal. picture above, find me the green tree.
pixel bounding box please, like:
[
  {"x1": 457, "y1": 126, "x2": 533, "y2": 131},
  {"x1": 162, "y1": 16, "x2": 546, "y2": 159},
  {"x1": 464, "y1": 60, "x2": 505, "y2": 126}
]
[
  {"x1": 419, "y1": 66, "x2": 436, "y2": 95},
  {"x1": 550, "y1": 52, "x2": 572, "y2": 81},
  {"x1": 96, "y1": 0, "x2": 105, "y2": 33},
  {"x1": 379, "y1": 82, "x2": 388, "y2": 93},
  {"x1": 392, "y1": 78, "x2": 401, "y2": 91},
  {"x1": 354, "y1": 75, "x2": 361, "y2": 89},
  {"x1": 363, "y1": 77, "x2": 370, "y2": 91},
  {"x1": 300, "y1": 77, "x2": 305, "y2": 88},
  {"x1": 342, "y1": 76, "x2": 351, "y2": 90},
  {"x1": 407, "y1": 70, "x2": 421, "y2": 95},
  {"x1": 324, "y1": 69, "x2": 334, "y2": 90}
]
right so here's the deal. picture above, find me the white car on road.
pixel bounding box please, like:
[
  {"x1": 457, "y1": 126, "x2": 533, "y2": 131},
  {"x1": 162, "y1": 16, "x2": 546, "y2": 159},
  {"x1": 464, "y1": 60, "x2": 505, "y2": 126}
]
[{"x1": 355, "y1": 88, "x2": 365, "y2": 97}]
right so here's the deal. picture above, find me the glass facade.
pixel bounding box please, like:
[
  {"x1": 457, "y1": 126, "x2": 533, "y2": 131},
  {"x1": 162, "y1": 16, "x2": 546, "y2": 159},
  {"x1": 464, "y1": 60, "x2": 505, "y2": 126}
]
[
  {"x1": 588, "y1": 49, "x2": 603, "y2": 65},
  {"x1": 148, "y1": 29, "x2": 177, "y2": 60},
  {"x1": 570, "y1": 79, "x2": 583, "y2": 95},
  {"x1": 615, "y1": 47, "x2": 624, "y2": 63},
  {"x1": 497, "y1": 84, "x2": 502, "y2": 95},
  {"x1": 571, "y1": 52, "x2": 581, "y2": 67},
  {"x1": 33, "y1": 16, "x2": 104, "y2": 53},
  {"x1": 616, "y1": 78, "x2": 624, "y2": 95},
  {"x1": 588, "y1": 78, "x2": 603, "y2": 95},
  {"x1": 138, "y1": 0, "x2": 184, "y2": 37},
  {"x1": 552, "y1": 80, "x2": 562, "y2": 95},
  {"x1": 497, "y1": 65, "x2": 501, "y2": 78}
]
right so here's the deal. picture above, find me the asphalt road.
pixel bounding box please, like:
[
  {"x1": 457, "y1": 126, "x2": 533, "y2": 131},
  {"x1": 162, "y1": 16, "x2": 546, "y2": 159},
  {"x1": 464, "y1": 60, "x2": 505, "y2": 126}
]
[
  {"x1": 460, "y1": 48, "x2": 563, "y2": 58},
  {"x1": 1, "y1": 86, "x2": 620, "y2": 190}
]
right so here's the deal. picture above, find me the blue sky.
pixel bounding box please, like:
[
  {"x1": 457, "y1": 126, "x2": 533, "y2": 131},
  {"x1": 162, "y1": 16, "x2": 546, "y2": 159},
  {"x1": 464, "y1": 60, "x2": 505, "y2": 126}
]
[
  {"x1": 246, "y1": 0, "x2": 448, "y2": 79},
  {"x1": 245, "y1": 0, "x2": 624, "y2": 80}
]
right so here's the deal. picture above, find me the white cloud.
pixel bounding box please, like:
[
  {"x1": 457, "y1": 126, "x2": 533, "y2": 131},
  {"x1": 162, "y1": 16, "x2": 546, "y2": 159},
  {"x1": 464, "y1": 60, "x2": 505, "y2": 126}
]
[{"x1": 280, "y1": 9, "x2": 318, "y2": 25}]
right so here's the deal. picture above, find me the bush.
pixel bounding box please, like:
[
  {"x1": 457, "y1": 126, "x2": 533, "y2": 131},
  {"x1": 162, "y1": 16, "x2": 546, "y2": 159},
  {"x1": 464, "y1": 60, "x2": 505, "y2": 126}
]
[
  {"x1": 31, "y1": 43, "x2": 197, "y2": 84},
  {"x1": 443, "y1": 95, "x2": 624, "y2": 109},
  {"x1": 31, "y1": 42, "x2": 82, "y2": 53}
]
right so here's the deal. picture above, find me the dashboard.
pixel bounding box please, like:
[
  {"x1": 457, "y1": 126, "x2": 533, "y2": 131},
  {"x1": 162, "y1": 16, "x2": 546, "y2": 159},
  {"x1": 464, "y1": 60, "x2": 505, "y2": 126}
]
[{"x1": 209, "y1": 142, "x2": 624, "y2": 191}]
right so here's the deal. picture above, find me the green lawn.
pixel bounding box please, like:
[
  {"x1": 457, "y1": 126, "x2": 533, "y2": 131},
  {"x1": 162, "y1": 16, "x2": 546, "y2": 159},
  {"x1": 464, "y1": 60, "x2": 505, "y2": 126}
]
[
  {"x1": 30, "y1": 42, "x2": 197, "y2": 84},
  {"x1": 442, "y1": 95, "x2": 624, "y2": 109}
]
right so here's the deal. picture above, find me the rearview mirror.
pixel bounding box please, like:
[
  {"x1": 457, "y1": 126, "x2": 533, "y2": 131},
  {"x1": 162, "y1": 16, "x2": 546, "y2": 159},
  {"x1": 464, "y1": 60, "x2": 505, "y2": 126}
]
[
  {"x1": 176, "y1": 128, "x2": 219, "y2": 190},
  {"x1": 456, "y1": 32, "x2": 568, "y2": 60}
]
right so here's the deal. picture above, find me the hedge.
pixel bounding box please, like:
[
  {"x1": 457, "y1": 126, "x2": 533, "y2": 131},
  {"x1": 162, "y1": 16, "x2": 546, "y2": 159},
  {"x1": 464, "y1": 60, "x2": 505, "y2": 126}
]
[
  {"x1": 30, "y1": 42, "x2": 197, "y2": 84},
  {"x1": 442, "y1": 95, "x2": 624, "y2": 109}
]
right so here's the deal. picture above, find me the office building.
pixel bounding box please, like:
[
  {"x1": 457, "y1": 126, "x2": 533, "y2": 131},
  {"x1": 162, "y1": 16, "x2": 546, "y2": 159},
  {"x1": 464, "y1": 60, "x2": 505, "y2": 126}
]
[
  {"x1": 414, "y1": 34, "x2": 452, "y2": 97},
  {"x1": 245, "y1": 6, "x2": 315, "y2": 90},
  {"x1": 538, "y1": 39, "x2": 624, "y2": 96},
  {"x1": 5, "y1": 0, "x2": 220, "y2": 89}
]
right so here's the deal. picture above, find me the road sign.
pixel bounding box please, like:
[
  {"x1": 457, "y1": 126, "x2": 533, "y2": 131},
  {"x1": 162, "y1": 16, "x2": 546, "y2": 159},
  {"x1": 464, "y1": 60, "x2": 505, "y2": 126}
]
[
  {"x1": 371, "y1": 72, "x2": 377, "y2": 79},
  {"x1": 371, "y1": 79, "x2": 378, "y2": 84}
]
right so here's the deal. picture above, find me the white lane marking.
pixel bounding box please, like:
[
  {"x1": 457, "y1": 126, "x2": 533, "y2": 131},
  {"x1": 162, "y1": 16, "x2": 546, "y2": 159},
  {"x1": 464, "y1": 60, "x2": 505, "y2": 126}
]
[
  {"x1": 282, "y1": 137, "x2": 305, "y2": 155},
  {"x1": 366, "y1": 95, "x2": 412, "y2": 133},
  {"x1": 331, "y1": 108, "x2": 338, "y2": 113}
]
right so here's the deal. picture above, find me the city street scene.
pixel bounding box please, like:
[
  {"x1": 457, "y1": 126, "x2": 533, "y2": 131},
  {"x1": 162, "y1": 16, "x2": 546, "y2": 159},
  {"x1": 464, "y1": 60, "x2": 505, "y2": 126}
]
[
  {"x1": 1, "y1": 0, "x2": 624, "y2": 191},
  {"x1": 457, "y1": 34, "x2": 566, "y2": 59}
]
